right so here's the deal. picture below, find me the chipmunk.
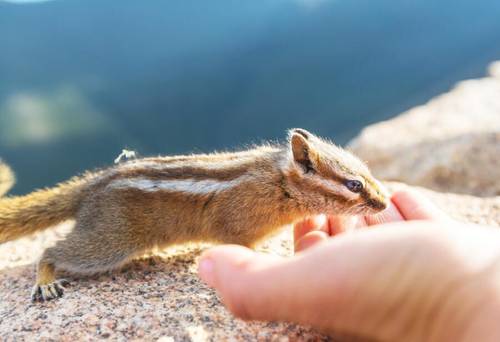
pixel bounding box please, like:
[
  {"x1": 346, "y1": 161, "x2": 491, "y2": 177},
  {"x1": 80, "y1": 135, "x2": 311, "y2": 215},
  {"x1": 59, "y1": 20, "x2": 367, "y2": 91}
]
[{"x1": 0, "y1": 129, "x2": 388, "y2": 302}]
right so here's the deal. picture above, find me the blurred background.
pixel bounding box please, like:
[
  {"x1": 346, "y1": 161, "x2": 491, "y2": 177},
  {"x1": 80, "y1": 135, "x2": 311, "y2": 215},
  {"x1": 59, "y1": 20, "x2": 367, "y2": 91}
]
[{"x1": 1, "y1": 0, "x2": 500, "y2": 195}]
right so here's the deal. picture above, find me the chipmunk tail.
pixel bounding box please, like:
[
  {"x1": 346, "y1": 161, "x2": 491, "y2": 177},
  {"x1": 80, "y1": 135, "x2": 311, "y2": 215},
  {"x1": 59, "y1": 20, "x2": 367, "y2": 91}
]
[
  {"x1": 0, "y1": 162, "x2": 90, "y2": 243},
  {"x1": 0, "y1": 159, "x2": 15, "y2": 198}
]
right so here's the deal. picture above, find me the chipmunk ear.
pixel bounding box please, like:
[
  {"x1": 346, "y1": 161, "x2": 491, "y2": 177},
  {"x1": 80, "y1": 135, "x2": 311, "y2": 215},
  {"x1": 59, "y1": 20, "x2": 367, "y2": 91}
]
[
  {"x1": 291, "y1": 128, "x2": 312, "y2": 140},
  {"x1": 289, "y1": 129, "x2": 316, "y2": 172}
]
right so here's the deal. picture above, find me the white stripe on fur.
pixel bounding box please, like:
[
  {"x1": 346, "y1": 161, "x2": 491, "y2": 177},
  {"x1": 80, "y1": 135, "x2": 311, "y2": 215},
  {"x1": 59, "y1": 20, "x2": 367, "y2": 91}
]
[{"x1": 108, "y1": 177, "x2": 245, "y2": 195}]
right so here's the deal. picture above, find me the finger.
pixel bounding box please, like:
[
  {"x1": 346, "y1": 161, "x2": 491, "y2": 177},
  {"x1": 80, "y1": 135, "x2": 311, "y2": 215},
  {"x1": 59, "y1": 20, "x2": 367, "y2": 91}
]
[
  {"x1": 198, "y1": 245, "x2": 292, "y2": 321},
  {"x1": 294, "y1": 215, "x2": 328, "y2": 242},
  {"x1": 295, "y1": 230, "x2": 329, "y2": 253},
  {"x1": 198, "y1": 243, "x2": 341, "y2": 324},
  {"x1": 355, "y1": 215, "x2": 368, "y2": 228},
  {"x1": 328, "y1": 215, "x2": 361, "y2": 235},
  {"x1": 391, "y1": 188, "x2": 448, "y2": 221},
  {"x1": 364, "y1": 200, "x2": 404, "y2": 226}
]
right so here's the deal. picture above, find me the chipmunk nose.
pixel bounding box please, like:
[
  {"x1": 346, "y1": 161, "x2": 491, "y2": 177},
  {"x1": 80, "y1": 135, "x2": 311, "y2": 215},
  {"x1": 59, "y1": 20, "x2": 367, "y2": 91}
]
[{"x1": 367, "y1": 198, "x2": 388, "y2": 211}]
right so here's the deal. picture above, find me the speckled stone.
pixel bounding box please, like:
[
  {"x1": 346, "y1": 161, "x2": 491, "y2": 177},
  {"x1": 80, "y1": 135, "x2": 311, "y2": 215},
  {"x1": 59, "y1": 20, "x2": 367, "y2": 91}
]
[{"x1": 1, "y1": 185, "x2": 498, "y2": 341}]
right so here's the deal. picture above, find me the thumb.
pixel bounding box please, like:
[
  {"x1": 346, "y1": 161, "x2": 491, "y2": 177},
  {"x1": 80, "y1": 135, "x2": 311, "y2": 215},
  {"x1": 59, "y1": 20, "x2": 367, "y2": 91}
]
[{"x1": 198, "y1": 245, "x2": 301, "y2": 322}]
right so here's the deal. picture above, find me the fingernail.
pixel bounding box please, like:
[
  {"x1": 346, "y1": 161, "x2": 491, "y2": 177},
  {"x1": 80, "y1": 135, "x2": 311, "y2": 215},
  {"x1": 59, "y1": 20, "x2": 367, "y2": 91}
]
[
  {"x1": 313, "y1": 214, "x2": 327, "y2": 228},
  {"x1": 198, "y1": 258, "x2": 215, "y2": 287},
  {"x1": 295, "y1": 231, "x2": 329, "y2": 253}
]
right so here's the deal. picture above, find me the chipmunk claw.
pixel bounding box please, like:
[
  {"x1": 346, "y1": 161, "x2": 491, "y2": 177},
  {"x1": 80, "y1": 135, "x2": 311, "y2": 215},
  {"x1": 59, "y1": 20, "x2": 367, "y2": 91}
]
[
  {"x1": 58, "y1": 278, "x2": 71, "y2": 287},
  {"x1": 31, "y1": 280, "x2": 68, "y2": 302}
]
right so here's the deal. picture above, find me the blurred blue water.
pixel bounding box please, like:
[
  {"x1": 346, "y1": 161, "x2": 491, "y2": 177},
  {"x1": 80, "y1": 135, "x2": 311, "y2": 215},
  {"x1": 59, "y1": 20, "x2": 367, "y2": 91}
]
[{"x1": 1, "y1": 0, "x2": 500, "y2": 194}]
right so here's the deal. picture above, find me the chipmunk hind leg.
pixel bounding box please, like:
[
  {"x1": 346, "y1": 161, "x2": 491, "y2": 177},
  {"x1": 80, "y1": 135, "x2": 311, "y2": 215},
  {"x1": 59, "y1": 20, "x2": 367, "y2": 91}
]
[
  {"x1": 31, "y1": 260, "x2": 68, "y2": 302},
  {"x1": 31, "y1": 220, "x2": 140, "y2": 302}
]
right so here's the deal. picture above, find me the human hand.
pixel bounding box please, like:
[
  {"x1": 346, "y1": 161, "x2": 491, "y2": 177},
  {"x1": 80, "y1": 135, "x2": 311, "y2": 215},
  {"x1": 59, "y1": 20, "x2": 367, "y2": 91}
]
[{"x1": 198, "y1": 189, "x2": 500, "y2": 341}]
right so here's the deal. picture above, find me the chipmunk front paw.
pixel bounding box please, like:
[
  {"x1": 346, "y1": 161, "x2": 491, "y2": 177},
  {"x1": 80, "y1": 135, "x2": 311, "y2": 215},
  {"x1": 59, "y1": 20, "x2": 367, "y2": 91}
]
[{"x1": 31, "y1": 279, "x2": 70, "y2": 302}]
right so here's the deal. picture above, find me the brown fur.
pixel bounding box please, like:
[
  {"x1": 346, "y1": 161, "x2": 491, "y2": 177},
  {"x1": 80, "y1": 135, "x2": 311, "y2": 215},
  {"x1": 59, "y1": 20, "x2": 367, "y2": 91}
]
[{"x1": 0, "y1": 129, "x2": 389, "y2": 301}]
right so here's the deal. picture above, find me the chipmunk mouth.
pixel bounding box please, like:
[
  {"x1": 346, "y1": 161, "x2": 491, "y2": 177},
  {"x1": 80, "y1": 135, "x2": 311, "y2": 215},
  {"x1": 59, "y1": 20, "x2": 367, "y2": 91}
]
[
  {"x1": 362, "y1": 198, "x2": 388, "y2": 215},
  {"x1": 367, "y1": 198, "x2": 388, "y2": 211},
  {"x1": 347, "y1": 202, "x2": 379, "y2": 215}
]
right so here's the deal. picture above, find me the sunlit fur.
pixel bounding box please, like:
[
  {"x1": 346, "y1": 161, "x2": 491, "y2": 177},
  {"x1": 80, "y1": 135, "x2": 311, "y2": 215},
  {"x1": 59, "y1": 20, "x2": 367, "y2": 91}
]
[{"x1": 0, "y1": 129, "x2": 388, "y2": 301}]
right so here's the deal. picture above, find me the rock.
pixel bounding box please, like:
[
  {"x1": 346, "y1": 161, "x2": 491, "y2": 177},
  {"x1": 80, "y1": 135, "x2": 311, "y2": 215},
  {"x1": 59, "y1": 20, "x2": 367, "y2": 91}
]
[
  {"x1": 348, "y1": 61, "x2": 500, "y2": 197},
  {"x1": 1, "y1": 185, "x2": 499, "y2": 341}
]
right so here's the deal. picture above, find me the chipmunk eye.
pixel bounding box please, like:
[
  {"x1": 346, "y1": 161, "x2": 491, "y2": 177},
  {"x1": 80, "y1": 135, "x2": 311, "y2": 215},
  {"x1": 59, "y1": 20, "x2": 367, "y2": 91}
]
[{"x1": 345, "y1": 180, "x2": 363, "y2": 193}]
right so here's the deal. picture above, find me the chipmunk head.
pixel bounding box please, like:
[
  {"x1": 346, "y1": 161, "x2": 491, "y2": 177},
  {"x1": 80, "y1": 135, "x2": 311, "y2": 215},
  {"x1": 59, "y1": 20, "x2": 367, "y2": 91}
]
[{"x1": 283, "y1": 128, "x2": 389, "y2": 215}]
